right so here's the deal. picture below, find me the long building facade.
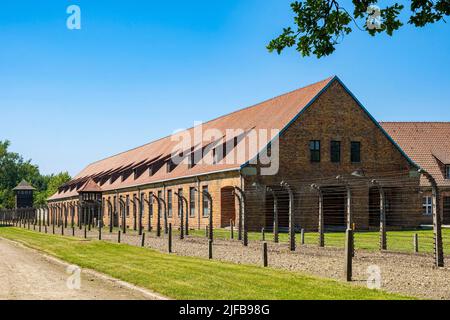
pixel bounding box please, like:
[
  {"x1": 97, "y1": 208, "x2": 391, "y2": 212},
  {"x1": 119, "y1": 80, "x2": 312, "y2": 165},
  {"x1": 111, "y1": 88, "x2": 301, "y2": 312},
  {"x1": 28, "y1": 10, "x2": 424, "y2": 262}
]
[{"x1": 48, "y1": 76, "x2": 425, "y2": 232}]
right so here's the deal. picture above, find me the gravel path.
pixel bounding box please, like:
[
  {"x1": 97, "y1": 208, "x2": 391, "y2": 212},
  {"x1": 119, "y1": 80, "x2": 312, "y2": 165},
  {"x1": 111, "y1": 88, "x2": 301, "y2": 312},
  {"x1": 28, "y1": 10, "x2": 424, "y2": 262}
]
[
  {"x1": 41, "y1": 226, "x2": 450, "y2": 299},
  {"x1": 0, "y1": 237, "x2": 159, "y2": 300}
]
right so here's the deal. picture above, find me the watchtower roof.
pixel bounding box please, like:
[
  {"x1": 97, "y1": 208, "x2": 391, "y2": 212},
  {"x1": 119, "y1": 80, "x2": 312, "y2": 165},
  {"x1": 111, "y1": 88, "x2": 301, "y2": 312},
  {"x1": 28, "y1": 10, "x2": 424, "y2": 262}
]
[{"x1": 13, "y1": 180, "x2": 35, "y2": 191}]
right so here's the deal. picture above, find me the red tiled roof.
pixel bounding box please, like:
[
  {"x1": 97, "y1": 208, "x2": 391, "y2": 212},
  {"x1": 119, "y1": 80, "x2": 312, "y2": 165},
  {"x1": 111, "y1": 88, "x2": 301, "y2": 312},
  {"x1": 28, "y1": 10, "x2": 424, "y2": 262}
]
[
  {"x1": 49, "y1": 76, "x2": 337, "y2": 201},
  {"x1": 77, "y1": 178, "x2": 102, "y2": 193},
  {"x1": 381, "y1": 122, "x2": 450, "y2": 188}
]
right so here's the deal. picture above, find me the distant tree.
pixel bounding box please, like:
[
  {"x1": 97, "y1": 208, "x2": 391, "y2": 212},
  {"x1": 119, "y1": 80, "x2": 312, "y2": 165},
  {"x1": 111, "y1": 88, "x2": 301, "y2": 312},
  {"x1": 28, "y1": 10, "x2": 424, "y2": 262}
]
[
  {"x1": 268, "y1": 1, "x2": 450, "y2": 58},
  {"x1": 34, "y1": 172, "x2": 71, "y2": 206},
  {"x1": 0, "y1": 140, "x2": 71, "y2": 208},
  {"x1": 0, "y1": 140, "x2": 41, "y2": 208}
]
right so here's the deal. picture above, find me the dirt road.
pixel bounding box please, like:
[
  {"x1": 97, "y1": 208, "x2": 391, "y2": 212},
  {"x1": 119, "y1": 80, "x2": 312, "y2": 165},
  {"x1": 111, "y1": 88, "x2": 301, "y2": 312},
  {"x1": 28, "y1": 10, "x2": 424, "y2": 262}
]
[{"x1": 0, "y1": 238, "x2": 159, "y2": 300}]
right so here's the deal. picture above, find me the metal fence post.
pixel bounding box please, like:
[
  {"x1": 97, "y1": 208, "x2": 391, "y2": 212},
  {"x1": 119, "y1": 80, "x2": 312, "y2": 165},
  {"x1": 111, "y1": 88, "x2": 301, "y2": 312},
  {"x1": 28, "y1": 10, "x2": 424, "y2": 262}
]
[
  {"x1": 380, "y1": 188, "x2": 387, "y2": 251},
  {"x1": 318, "y1": 189, "x2": 325, "y2": 247},
  {"x1": 118, "y1": 230, "x2": 121, "y2": 243},
  {"x1": 281, "y1": 181, "x2": 295, "y2": 252},
  {"x1": 372, "y1": 180, "x2": 387, "y2": 251},
  {"x1": 208, "y1": 239, "x2": 213, "y2": 260},
  {"x1": 168, "y1": 223, "x2": 173, "y2": 253},
  {"x1": 234, "y1": 191, "x2": 243, "y2": 241},
  {"x1": 234, "y1": 187, "x2": 247, "y2": 247},
  {"x1": 141, "y1": 232, "x2": 146, "y2": 247},
  {"x1": 261, "y1": 228, "x2": 265, "y2": 241},
  {"x1": 266, "y1": 187, "x2": 279, "y2": 244},
  {"x1": 414, "y1": 233, "x2": 419, "y2": 253},
  {"x1": 175, "y1": 192, "x2": 184, "y2": 240},
  {"x1": 184, "y1": 197, "x2": 189, "y2": 237},
  {"x1": 344, "y1": 228, "x2": 353, "y2": 282},
  {"x1": 230, "y1": 220, "x2": 234, "y2": 240},
  {"x1": 420, "y1": 169, "x2": 444, "y2": 267},
  {"x1": 262, "y1": 242, "x2": 268, "y2": 267}
]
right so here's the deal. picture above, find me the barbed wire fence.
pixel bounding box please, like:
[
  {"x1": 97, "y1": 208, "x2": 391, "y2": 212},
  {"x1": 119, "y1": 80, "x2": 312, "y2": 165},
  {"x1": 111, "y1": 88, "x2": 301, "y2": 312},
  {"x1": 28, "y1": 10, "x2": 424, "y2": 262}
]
[{"x1": 0, "y1": 170, "x2": 447, "y2": 282}]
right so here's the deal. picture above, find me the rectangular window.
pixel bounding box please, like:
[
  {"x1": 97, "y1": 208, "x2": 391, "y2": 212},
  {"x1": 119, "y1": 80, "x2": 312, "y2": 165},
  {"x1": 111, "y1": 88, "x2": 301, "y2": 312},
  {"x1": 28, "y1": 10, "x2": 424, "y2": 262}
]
[
  {"x1": 310, "y1": 140, "x2": 321, "y2": 162},
  {"x1": 178, "y1": 188, "x2": 183, "y2": 217},
  {"x1": 351, "y1": 141, "x2": 361, "y2": 163},
  {"x1": 330, "y1": 141, "x2": 341, "y2": 163},
  {"x1": 423, "y1": 196, "x2": 433, "y2": 216},
  {"x1": 446, "y1": 165, "x2": 450, "y2": 180},
  {"x1": 167, "y1": 190, "x2": 173, "y2": 217},
  {"x1": 189, "y1": 187, "x2": 196, "y2": 218},
  {"x1": 202, "y1": 186, "x2": 210, "y2": 217}
]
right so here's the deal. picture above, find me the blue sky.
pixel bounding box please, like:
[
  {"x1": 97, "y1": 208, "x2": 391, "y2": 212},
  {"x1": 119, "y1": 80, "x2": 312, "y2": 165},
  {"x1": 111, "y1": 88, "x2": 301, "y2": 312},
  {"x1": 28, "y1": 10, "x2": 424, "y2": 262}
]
[{"x1": 1, "y1": 0, "x2": 449, "y2": 176}]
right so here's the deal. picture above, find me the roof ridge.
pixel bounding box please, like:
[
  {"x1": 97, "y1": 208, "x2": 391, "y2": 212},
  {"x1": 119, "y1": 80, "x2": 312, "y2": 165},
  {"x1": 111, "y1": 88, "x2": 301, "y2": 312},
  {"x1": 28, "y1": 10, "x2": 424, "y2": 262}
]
[{"x1": 80, "y1": 76, "x2": 336, "y2": 171}]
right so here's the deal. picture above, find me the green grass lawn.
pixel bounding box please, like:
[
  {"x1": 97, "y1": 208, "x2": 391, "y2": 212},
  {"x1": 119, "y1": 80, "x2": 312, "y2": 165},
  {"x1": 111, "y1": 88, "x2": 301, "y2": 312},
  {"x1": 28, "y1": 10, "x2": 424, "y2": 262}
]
[
  {"x1": 183, "y1": 228, "x2": 450, "y2": 255},
  {"x1": 0, "y1": 227, "x2": 411, "y2": 300}
]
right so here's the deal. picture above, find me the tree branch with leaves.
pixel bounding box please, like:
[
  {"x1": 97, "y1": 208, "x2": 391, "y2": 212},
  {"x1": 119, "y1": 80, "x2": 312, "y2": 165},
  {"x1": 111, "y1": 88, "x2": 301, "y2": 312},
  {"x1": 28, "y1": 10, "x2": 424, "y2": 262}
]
[{"x1": 267, "y1": 0, "x2": 449, "y2": 58}]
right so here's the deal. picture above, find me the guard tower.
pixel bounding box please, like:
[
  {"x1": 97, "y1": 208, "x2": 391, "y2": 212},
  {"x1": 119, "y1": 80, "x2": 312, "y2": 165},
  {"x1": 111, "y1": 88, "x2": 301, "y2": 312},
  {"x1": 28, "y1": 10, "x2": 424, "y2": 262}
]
[{"x1": 13, "y1": 180, "x2": 35, "y2": 209}]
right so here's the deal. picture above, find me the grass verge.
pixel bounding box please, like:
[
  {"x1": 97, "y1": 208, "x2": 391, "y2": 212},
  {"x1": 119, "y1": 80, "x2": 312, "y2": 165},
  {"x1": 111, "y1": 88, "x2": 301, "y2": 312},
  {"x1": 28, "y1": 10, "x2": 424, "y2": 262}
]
[{"x1": 0, "y1": 227, "x2": 412, "y2": 300}]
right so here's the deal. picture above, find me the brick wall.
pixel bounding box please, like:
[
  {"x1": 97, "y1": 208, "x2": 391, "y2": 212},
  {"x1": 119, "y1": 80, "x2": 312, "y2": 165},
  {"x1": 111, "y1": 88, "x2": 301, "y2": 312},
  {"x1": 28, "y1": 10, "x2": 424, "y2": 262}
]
[{"x1": 244, "y1": 80, "x2": 421, "y2": 231}]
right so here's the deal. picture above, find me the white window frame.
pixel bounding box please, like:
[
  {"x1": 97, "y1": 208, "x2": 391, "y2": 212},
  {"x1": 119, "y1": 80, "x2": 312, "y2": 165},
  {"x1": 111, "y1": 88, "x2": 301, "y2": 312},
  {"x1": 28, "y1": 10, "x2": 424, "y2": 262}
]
[{"x1": 423, "y1": 196, "x2": 433, "y2": 216}]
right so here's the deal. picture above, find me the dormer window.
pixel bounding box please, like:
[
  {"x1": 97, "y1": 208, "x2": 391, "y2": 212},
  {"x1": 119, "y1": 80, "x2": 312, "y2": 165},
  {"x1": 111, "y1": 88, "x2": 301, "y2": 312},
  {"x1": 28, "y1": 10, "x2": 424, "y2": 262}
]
[
  {"x1": 167, "y1": 160, "x2": 175, "y2": 173},
  {"x1": 212, "y1": 148, "x2": 217, "y2": 164},
  {"x1": 446, "y1": 165, "x2": 450, "y2": 180},
  {"x1": 188, "y1": 151, "x2": 197, "y2": 169}
]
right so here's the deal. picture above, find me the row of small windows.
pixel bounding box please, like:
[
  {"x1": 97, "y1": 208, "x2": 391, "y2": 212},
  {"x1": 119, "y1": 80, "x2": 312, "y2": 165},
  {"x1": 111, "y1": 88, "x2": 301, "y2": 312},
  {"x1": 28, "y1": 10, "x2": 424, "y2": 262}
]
[
  {"x1": 309, "y1": 140, "x2": 361, "y2": 163},
  {"x1": 107, "y1": 186, "x2": 210, "y2": 219},
  {"x1": 15, "y1": 190, "x2": 33, "y2": 195}
]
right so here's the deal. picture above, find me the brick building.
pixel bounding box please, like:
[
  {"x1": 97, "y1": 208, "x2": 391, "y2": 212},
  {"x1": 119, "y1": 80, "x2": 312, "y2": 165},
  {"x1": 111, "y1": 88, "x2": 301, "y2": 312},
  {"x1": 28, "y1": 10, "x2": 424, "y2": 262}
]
[
  {"x1": 48, "y1": 76, "x2": 422, "y2": 232},
  {"x1": 382, "y1": 122, "x2": 450, "y2": 225}
]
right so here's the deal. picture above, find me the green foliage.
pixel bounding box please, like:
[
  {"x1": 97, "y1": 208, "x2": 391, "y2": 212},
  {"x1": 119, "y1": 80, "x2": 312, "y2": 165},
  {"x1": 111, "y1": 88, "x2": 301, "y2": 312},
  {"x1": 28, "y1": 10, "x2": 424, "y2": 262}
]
[
  {"x1": 0, "y1": 140, "x2": 71, "y2": 208},
  {"x1": 34, "y1": 172, "x2": 71, "y2": 206},
  {"x1": 268, "y1": 0, "x2": 450, "y2": 58}
]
